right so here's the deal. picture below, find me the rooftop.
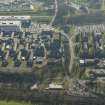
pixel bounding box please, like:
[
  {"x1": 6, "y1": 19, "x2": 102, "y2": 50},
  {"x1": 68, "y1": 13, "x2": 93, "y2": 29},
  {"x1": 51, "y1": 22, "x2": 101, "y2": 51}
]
[{"x1": 0, "y1": 0, "x2": 15, "y2": 4}]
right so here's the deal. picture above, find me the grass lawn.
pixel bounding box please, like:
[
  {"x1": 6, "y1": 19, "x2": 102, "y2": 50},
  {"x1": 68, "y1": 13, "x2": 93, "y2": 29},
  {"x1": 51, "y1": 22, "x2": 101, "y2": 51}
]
[{"x1": 0, "y1": 100, "x2": 32, "y2": 105}]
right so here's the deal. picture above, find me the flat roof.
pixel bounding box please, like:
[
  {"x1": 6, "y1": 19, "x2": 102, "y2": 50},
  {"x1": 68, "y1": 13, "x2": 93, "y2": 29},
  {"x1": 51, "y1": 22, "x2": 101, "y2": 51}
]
[
  {"x1": 0, "y1": 26, "x2": 20, "y2": 32},
  {"x1": 80, "y1": 60, "x2": 85, "y2": 64},
  {"x1": 0, "y1": 21, "x2": 21, "y2": 26},
  {"x1": 0, "y1": 0, "x2": 15, "y2": 3},
  {"x1": 49, "y1": 83, "x2": 63, "y2": 89},
  {"x1": 0, "y1": 16, "x2": 31, "y2": 20}
]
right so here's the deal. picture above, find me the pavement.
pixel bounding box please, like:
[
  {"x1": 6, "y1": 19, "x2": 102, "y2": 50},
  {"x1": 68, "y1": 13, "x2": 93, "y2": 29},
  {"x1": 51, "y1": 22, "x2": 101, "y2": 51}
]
[{"x1": 49, "y1": 0, "x2": 58, "y2": 26}]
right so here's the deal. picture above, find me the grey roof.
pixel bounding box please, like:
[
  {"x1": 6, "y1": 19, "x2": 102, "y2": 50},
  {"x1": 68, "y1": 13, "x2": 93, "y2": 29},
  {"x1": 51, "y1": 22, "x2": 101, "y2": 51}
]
[
  {"x1": 0, "y1": 0, "x2": 15, "y2": 3},
  {"x1": 0, "y1": 26, "x2": 20, "y2": 32}
]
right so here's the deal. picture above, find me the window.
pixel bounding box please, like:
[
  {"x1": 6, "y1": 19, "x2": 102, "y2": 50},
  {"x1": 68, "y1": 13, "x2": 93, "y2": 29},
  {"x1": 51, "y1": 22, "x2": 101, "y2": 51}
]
[
  {"x1": 9, "y1": 23, "x2": 13, "y2": 24},
  {"x1": 2, "y1": 23, "x2": 6, "y2": 24}
]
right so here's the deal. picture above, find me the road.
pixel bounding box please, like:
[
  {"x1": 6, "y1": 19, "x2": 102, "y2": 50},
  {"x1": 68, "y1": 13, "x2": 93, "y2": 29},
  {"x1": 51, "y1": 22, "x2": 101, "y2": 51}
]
[
  {"x1": 49, "y1": 0, "x2": 75, "y2": 77},
  {"x1": 48, "y1": 0, "x2": 75, "y2": 75},
  {"x1": 51, "y1": 27, "x2": 76, "y2": 92},
  {"x1": 61, "y1": 31, "x2": 75, "y2": 92},
  {"x1": 49, "y1": 0, "x2": 58, "y2": 26},
  {"x1": 61, "y1": 30, "x2": 79, "y2": 92},
  {"x1": 60, "y1": 31, "x2": 74, "y2": 75},
  {"x1": 50, "y1": 27, "x2": 74, "y2": 74}
]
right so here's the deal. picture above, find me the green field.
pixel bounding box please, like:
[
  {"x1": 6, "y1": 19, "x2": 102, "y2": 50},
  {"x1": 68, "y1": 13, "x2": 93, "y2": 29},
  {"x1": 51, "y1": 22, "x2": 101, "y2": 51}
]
[{"x1": 0, "y1": 100, "x2": 32, "y2": 105}]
